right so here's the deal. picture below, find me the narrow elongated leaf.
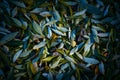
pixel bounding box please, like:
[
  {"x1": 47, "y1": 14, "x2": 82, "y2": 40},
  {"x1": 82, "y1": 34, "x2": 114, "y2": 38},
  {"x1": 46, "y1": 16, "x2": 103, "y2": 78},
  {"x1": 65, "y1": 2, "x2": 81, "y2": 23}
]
[
  {"x1": 70, "y1": 47, "x2": 78, "y2": 55},
  {"x1": 11, "y1": 7, "x2": 17, "y2": 17},
  {"x1": 104, "y1": 5, "x2": 109, "y2": 16},
  {"x1": 0, "y1": 32, "x2": 18, "y2": 45},
  {"x1": 52, "y1": 29, "x2": 66, "y2": 36},
  {"x1": 83, "y1": 57, "x2": 99, "y2": 64},
  {"x1": 87, "y1": 4, "x2": 102, "y2": 15},
  {"x1": 11, "y1": 1, "x2": 26, "y2": 8},
  {"x1": 42, "y1": 56, "x2": 55, "y2": 62},
  {"x1": 57, "y1": 27, "x2": 68, "y2": 32},
  {"x1": 30, "y1": 8, "x2": 42, "y2": 13},
  {"x1": 33, "y1": 41, "x2": 46, "y2": 50},
  {"x1": 12, "y1": 18, "x2": 22, "y2": 27},
  {"x1": 64, "y1": 54, "x2": 76, "y2": 63},
  {"x1": 30, "y1": 62, "x2": 37, "y2": 74},
  {"x1": 99, "y1": 62, "x2": 105, "y2": 75},
  {"x1": 20, "y1": 50, "x2": 32, "y2": 57},
  {"x1": 97, "y1": 33, "x2": 109, "y2": 37},
  {"x1": 73, "y1": 9, "x2": 87, "y2": 17},
  {"x1": 53, "y1": 7, "x2": 61, "y2": 21},
  {"x1": 0, "y1": 27, "x2": 10, "y2": 33},
  {"x1": 75, "y1": 52, "x2": 83, "y2": 59},
  {"x1": 32, "y1": 21, "x2": 44, "y2": 36},
  {"x1": 40, "y1": 11, "x2": 51, "y2": 17},
  {"x1": 47, "y1": 27, "x2": 52, "y2": 39},
  {"x1": 70, "y1": 62, "x2": 76, "y2": 70},
  {"x1": 45, "y1": 20, "x2": 57, "y2": 26},
  {"x1": 61, "y1": 63, "x2": 69, "y2": 71},
  {"x1": 65, "y1": 1, "x2": 77, "y2": 6},
  {"x1": 13, "y1": 50, "x2": 22, "y2": 62},
  {"x1": 50, "y1": 57, "x2": 61, "y2": 68}
]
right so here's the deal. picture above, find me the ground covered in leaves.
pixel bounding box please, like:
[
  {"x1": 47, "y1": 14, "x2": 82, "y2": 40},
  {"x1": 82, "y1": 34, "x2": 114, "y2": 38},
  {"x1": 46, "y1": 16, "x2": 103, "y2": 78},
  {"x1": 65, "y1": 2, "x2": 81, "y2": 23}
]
[{"x1": 0, "y1": 0, "x2": 120, "y2": 80}]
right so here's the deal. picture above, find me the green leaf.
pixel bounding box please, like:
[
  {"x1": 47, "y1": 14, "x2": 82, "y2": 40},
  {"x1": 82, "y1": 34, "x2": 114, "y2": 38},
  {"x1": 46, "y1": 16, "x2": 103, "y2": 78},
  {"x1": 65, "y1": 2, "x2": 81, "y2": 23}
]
[
  {"x1": 13, "y1": 49, "x2": 22, "y2": 62},
  {"x1": 11, "y1": 1, "x2": 26, "y2": 8},
  {"x1": 99, "y1": 61, "x2": 105, "y2": 75},
  {"x1": 33, "y1": 41, "x2": 46, "y2": 50},
  {"x1": 70, "y1": 47, "x2": 78, "y2": 55},
  {"x1": 57, "y1": 27, "x2": 68, "y2": 32},
  {"x1": 83, "y1": 57, "x2": 99, "y2": 64},
  {"x1": 50, "y1": 57, "x2": 61, "y2": 68},
  {"x1": 97, "y1": 33, "x2": 109, "y2": 37},
  {"x1": 75, "y1": 52, "x2": 83, "y2": 60},
  {"x1": 20, "y1": 50, "x2": 32, "y2": 57},
  {"x1": 30, "y1": 8, "x2": 42, "y2": 14},
  {"x1": 0, "y1": 32, "x2": 18, "y2": 45},
  {"x1": 47, "y1": 27, "x2": 52, "y2": 39},
  {"x1": 0, "y1": 27, "x2": 10, "y2": 33},
  {"x1": 73, "y1": 9, "x2": 87, "y2": 17},
  {"x1": 42, "y1": 56, "x2": 55, "y2": 62},
  {"x1": 11, "y1": 7, "x2": 17, "y2": 17},
  {"x1": 64, "y1": 54, "x2": 76, "y2": 64},
  {"x1": 12, "y1": 18, "x2": 22, "y2": 27},
  {"x1": 53, "y1": 7, "x2": 61, "y2": 21},
  {"x1": 32, "y1": 21, "x2": 44, "y2": 37},
  {"x1": 40, "y1": 11, "x2": 51, "y2": 17},
  {"x1": 45, "y1": 20, "x2": 57, "y2": 26},
  {"x1": 52, "y1": 29, "x2": 66, "y2": 36},
  {"x1": 87, "y1": 4, "x2": 102, "y2": 15},
  {"x1": 65, "y1": 1, "x2": 77, "y2": 6}
]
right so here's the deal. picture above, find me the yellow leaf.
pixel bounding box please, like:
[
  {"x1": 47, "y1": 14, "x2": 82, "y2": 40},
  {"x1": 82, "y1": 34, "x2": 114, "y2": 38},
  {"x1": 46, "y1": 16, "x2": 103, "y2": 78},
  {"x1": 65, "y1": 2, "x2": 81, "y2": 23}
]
[
  {"x1": 30, "y1": 62, "x2": 38, "y2": 74},
  {"x1": 71, "y1": 40, "x2": 76, "y2": 47}
]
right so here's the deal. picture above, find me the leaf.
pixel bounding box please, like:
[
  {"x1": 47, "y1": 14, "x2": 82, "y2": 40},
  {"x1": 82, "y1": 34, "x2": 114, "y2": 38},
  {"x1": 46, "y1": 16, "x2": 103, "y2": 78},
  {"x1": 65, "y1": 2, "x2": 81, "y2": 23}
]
[
  {"x1": 0, "y1": 27, "x2": 10, "y2": 33},
  {"x1": 50, "y1": 57, "x2": 61, "y2": 68},
  {"x1": 47, "y1": 27, "x2": 52, "y2": 39},
  {"x1": 48, "y1": 71, "x2": 53, "y2": 80},
  {"x1": 91, "y1": 28, "x2": 99, "y2": 43},
  {"x1": 58, "y1": 42, "x2": 64, "y2": 49},
  {"x1": 83, "y1": 57, "x2": 99, "y2": 64},
  {"x1": 12, "y1": 18, "x2": 22, "y2": 27},
  {"x1": 32, "y1": 21, "x2": 44, "y2": 36},
  {"x1": 75, "y1": 52, "x2": 83, "y2": 59},
  {"x1": 71, "y1": 40, "x2": 76, "y2": 47},
  {"x1": 42, "y1": 56, "x2": 55, "y2": 62},
  {"x1": 0, "y1": 32, "x2": 18, "y2": 45},
  {"x1": 83, "y1": 39, "x2": 93, "y2": 56},
  {"x1": 20, "y1": 50, "x2": 32, "y2": 57},
  {"x1": 45, "y1": 20, "x2": 57, "y2": 26},
  {"x1": 40, "y1": 11, "x2": 51, "y2": 17},
  {"x1": 70, "y1": 47, "x2": 78, "y2": 55},
  {"x1": 92, "y1": 25, "x2": 105, "y2": 32},
  {"x1": 97, "y1": 33, "x2": 109, "y2": 37},
  {"x1": 13, "y1": 50, "x2": 22, "y2": 62},
  {"x1": 11, "y1": 7, "x2": 17, "y2": 17},
  {"x1": 73, "y1": 9, "x2": 87, "y2": 17},
  {"x1": 104, "y1": 5, "x2": 109, "y2": 16},
  {"x1": 99, "y1": 61, "x2": 105, "y2": 75},
  {"x1": 70, "y1": 62, "x2": 76, "y2": 70},
  {"x1": 87, "y1": 4, "x2": 102, "y2": 15},
  {"x1": 11, "y1": 1, "x2": 26, "y2": 8},
  {"x1": 30, "y1": 62, "x2": 37, "y2": 74},
  {"x1": 53, "y1": 7, "x2": 61, "y2": 21},
  {"x1": 57, "y1": 27, "x2": 68, "y2": 32},
  {"x1": 64, "y1": 54, "x2": 76, "y2": 64},
  {"x1": 33, "y1": 41, "x2": 46, "y2": 50},
  {"x1": 61, "y1": 63, "x2": 69, "y2": 71},
  {"x1": 52, "y1": 29, "x2": 66, "y2": 36},
  {"x1": 30, "y1": 8, "x2": 42, "y2": 13},
  {"x1": 65, "y1": 1, "x2": 77, "y2": 6}
]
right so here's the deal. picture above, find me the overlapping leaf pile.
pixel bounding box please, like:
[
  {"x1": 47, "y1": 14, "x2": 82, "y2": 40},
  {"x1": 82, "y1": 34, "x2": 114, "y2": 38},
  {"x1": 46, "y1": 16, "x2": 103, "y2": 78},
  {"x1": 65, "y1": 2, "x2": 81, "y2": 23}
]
[{"x1": 0, "y1": 0, "x2": 120, "y2": 80}]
